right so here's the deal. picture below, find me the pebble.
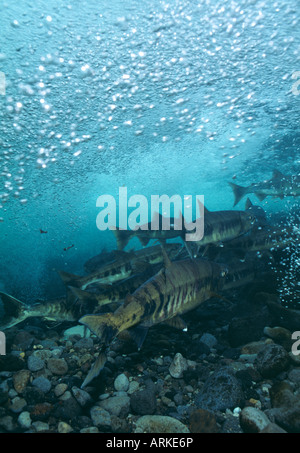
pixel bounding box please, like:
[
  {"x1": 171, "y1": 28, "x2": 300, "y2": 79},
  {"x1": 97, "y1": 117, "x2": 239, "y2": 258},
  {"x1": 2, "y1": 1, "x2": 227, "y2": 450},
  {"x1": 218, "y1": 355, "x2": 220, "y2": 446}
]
[
  {"x1": 27, "y1": 355, "x2": 45, "y2": 372},
  {"x1": 9, "y1": 397, "x2": 27, "y2": 414},
  {"x1": 13, "y1": 369, "x2": 31, "y2": 393},
  {"x1": 134, "y1": 415, "x2": 190, "y2": 433},
  {"x1": 58, "y1": 421, "x2": 73, "y2": 433},
  {"x1": 32, "y1": 421, "x2": 50, "y2": 432},
  {"x1": 169, "y1": 353, "x2": 188, "y2": 378},
  {"x1": 32, "y1": 376, "x2": 52, "y2": 394},
  {"x1": 195, "y1": 367, "x2": 244, "y2": 412},
  {"x1": 71, "y1": 386, "x2": 92, "y2": 407},
  {"x1": 99, "y1": 394, "x2": 130, "y2": 417},
  {"x1": 47, "y1": 358, "x2": 68, "y2": 375},
  {"x1": 114, "y1": 373, "x2": 130, "y2": 392},
  {"x1": 189, "y1": 409, "x2": 219, "y2": 433},
  {"x1": 54, "y1": 383, "x2": 68, "y2": 397},
  {"x1": 80, "y1": 427, "x2": 99, "y2": 433},
  {"x1": 90, "y1": 406, "x2": 111, "y2": 430},
  {"x1": 255, "y1": 344, "x2": 290, "y2": 378},
  {"x1": 239, "y1": 407, "x2": 271, "y2": 433},
  {"x1": 17, "y1": 411, "x2": 32, "y2": 429}
]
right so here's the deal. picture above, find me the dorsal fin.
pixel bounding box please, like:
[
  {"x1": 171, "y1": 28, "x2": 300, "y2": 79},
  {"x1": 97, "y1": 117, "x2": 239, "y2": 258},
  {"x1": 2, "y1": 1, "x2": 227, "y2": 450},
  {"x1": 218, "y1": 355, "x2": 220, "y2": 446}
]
[
  {"x1": 160, "y1": 244, "x2": 172, "y2": 268},
  {"x1": 197, "y1": 198, "x2": 209, "y2": 215}
]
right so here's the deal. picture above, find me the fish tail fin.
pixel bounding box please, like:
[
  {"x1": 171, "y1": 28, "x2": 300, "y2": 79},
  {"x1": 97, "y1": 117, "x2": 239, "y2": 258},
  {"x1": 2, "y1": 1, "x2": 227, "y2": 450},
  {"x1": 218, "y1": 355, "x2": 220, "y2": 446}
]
[
  {"x1": 111, "y1": 228, "x2": 134, "y2": 250},
  {"x1": 58, "y1": 270, "x2": 81, "y2": 287},
  {"x1": 0, "y1": 292, "x2": 27, "y2": 317},
  {"x1": 81, "y1": 352, "x2": 107, "y2": 388},
  {"x1": 228, "y1": 182, "x2": 248, "y2": 206},
  {"x1": 79, "y1": 313, "x2": 118, "y2": 345},
  {"x1": 0, "y1": 292, "x2": 28, "y2": 329},
  {"x1": 69, "y1": 286, "x2": 95, "y2": 302}
]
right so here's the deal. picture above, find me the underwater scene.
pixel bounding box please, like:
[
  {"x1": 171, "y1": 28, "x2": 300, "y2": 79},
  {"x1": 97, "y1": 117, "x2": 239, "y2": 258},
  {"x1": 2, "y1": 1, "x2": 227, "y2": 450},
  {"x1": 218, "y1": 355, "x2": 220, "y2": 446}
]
[{"x1": 0, "y1": 0, "x2": 299, "y2": 435}]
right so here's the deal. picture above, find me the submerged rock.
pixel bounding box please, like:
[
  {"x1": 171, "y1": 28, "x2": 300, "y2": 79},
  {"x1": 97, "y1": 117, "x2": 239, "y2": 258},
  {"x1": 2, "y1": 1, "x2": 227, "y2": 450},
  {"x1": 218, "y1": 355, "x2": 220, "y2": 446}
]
[
  {"x1": 255, "y1": 344, "x2": 290, "y2": 378},
  {"x1": 134, "y1": 415, "x2": 190, "y2": 433},
  {"x1": 239, "y1": 407, "x2": 271, "y2": 433},
  {"x1": 195, "y1": 367, "x2": 245, "y2": 412}
]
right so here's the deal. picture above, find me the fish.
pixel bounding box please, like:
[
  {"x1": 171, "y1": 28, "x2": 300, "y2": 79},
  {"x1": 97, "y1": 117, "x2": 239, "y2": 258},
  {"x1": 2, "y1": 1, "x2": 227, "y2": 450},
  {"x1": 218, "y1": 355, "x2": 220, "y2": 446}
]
[
  {"x1": 190, "y1": 202, "x2": 255, "y2": 254},
  {"x1": 221, "y1": 259, "x2": 257, "y2": 291},
  {"x1": 69, "y1": 265, "x2": 161, "y2": 311},
  {"x1": 58, "y1": 243, "x2": 181, "y2": 290},
  {"x1": 225, "y1": 225, "x2": 296, "y2": 256},
  {"x1": 0, "y1": 292, "x2": 78, "y2": 331},
  {"x1": 112, "y1": 212, "x2": 186, "y2": 250},
  {"x1": 79, "y1": 252, "x2": 227, "y2": 349},
  {"x1": 229, "y1": 170, "x2": 300, "y2": 206},
  {"x1": 79, "y1": 251, "x2": 228, "y2": 387},
  {"x1": 245, "y1": 198, "x2": 268, "y2": 226}
]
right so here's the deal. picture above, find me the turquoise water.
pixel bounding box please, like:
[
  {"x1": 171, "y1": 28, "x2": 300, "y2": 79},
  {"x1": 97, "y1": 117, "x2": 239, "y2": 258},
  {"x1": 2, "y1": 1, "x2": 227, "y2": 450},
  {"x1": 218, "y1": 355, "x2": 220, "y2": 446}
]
[{"x1": 0, "y1": 0, "x2": 299, "y2": 303}]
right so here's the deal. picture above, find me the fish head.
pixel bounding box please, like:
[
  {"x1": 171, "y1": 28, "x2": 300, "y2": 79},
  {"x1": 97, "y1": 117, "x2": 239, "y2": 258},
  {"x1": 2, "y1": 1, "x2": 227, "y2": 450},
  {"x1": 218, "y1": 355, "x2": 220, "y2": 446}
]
[
  {"x1": 212, "y1": 263, "x2": 229, "y2": 291},
  {"x1": 239, "y1": 211, "x2": 256, "y2": 232}
]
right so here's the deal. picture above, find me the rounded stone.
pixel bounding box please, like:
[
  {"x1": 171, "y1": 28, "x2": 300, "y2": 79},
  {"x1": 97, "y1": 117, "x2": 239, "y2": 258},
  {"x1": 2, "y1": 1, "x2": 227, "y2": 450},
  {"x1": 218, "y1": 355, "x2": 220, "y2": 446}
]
[
  {"x1": 239, "y1": 407, "x2": 271, "y2": 433},
  {"x1": 17, "y1": 411, "x2": 32, "y2": 429},
  {"x1": 134, "y1": 415, "x2": 190, "y2": 434},
  {"x1": 32, "y1": 376, "x2": 51, "y2": 394},
  {"x1": 255, "y1": 344, "x2": 290, "y2": 378},
  {"x1": 114, "y1": 373, "x2": 129, "y2": 392},
  {"x1": 169, "y1": 353, "x2": 188, "y2": 378},
  {"x1": 90, "y1": 406, "x2": 111, "y2": 429},
  {"x1": 13, "y1": 370, "x2": 31, "y2": 393},
  {"x1": 47, "y1": 358, "x2": 68, "y2": 375},
  {"x1": 27, "y1": 355, "x2": 45, "y2": 372}
]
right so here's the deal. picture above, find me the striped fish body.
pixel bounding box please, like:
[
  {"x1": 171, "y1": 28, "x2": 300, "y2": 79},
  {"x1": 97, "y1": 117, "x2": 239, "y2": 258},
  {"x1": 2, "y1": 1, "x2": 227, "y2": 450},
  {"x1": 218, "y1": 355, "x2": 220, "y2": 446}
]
[
  {"x1": 59, "y1": 244, "x2": 181, "y2": 290},
  {"x1": 195, "y1": 210, "x2": 255, "y2": 247},
  {"x1": 80, "y1": 259, "x2": 225, "y2": 344},
  {"x1": 233, "y1": 227, "x2": 295, "y2": 252}
]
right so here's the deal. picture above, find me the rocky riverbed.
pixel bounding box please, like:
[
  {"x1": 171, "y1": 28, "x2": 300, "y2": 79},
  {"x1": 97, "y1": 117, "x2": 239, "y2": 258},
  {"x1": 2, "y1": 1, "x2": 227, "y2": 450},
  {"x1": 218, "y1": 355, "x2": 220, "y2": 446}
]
[{"x1": 0, "y1": 291, "x2": 299, "y2": 433}]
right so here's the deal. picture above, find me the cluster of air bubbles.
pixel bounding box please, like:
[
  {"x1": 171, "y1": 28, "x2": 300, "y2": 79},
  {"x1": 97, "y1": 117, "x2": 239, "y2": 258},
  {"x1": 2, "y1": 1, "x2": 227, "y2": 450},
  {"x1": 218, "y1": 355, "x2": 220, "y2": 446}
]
[{"x1": 275, "y1": 220, "x2": 300, "y2": 307}]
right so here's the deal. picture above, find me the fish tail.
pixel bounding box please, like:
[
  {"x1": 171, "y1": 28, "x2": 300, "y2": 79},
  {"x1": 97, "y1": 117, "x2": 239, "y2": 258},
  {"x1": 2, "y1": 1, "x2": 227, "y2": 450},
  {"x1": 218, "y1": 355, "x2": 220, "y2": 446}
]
[
  {"x1": 81, "y1": 352, "x2": 107, "y2": 388},
  {"x1": 79, "y1": 313, "x2": 118, "y2": 345},
  {"x1": 0, "y1": 292, "x2": 28, "y2": 329},
  {"x1": 58, "y1": 270, "x2": 81, "y2": 287},
  {"x1": 112, "y1": 228, "x2": 135, "y2": 250},
  {"x1": 228, "y1": 182, "x2": 248, "y2": 206}
]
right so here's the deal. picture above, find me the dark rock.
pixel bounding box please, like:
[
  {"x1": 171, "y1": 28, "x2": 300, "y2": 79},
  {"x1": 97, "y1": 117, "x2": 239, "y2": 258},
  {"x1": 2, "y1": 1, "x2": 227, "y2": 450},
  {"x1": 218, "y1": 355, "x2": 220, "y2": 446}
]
[
  {"x1": 130, "y1": 383, "x2": 157, "y2": 415},
  {"x1": 255, "y1": 344, "x2": 290, "y2": 378},
  {"x1": 53, "y1": 396, "x2": 82, "y2": 421},
  {"x1": 47, "y1": 358, "x2": 68, "y2": 375},
  {"x1": 189, "y1": 409, "x2": 219, "y2": 433},
  {"x1": 273, "y1": 404, "x2": 300, "y2": 433},
  {"x1": 23, "y1": 387, "x2": 45, "y2": 405},
  {"x1": 269, "y1": 381, "x2": 297, "y2": 408},
  {"x1": 30, "y1": 403, "x2": 53, "y2": 422},
  {"x1": 195, "y1": 367, "x2": 245, "y2": 412}
]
